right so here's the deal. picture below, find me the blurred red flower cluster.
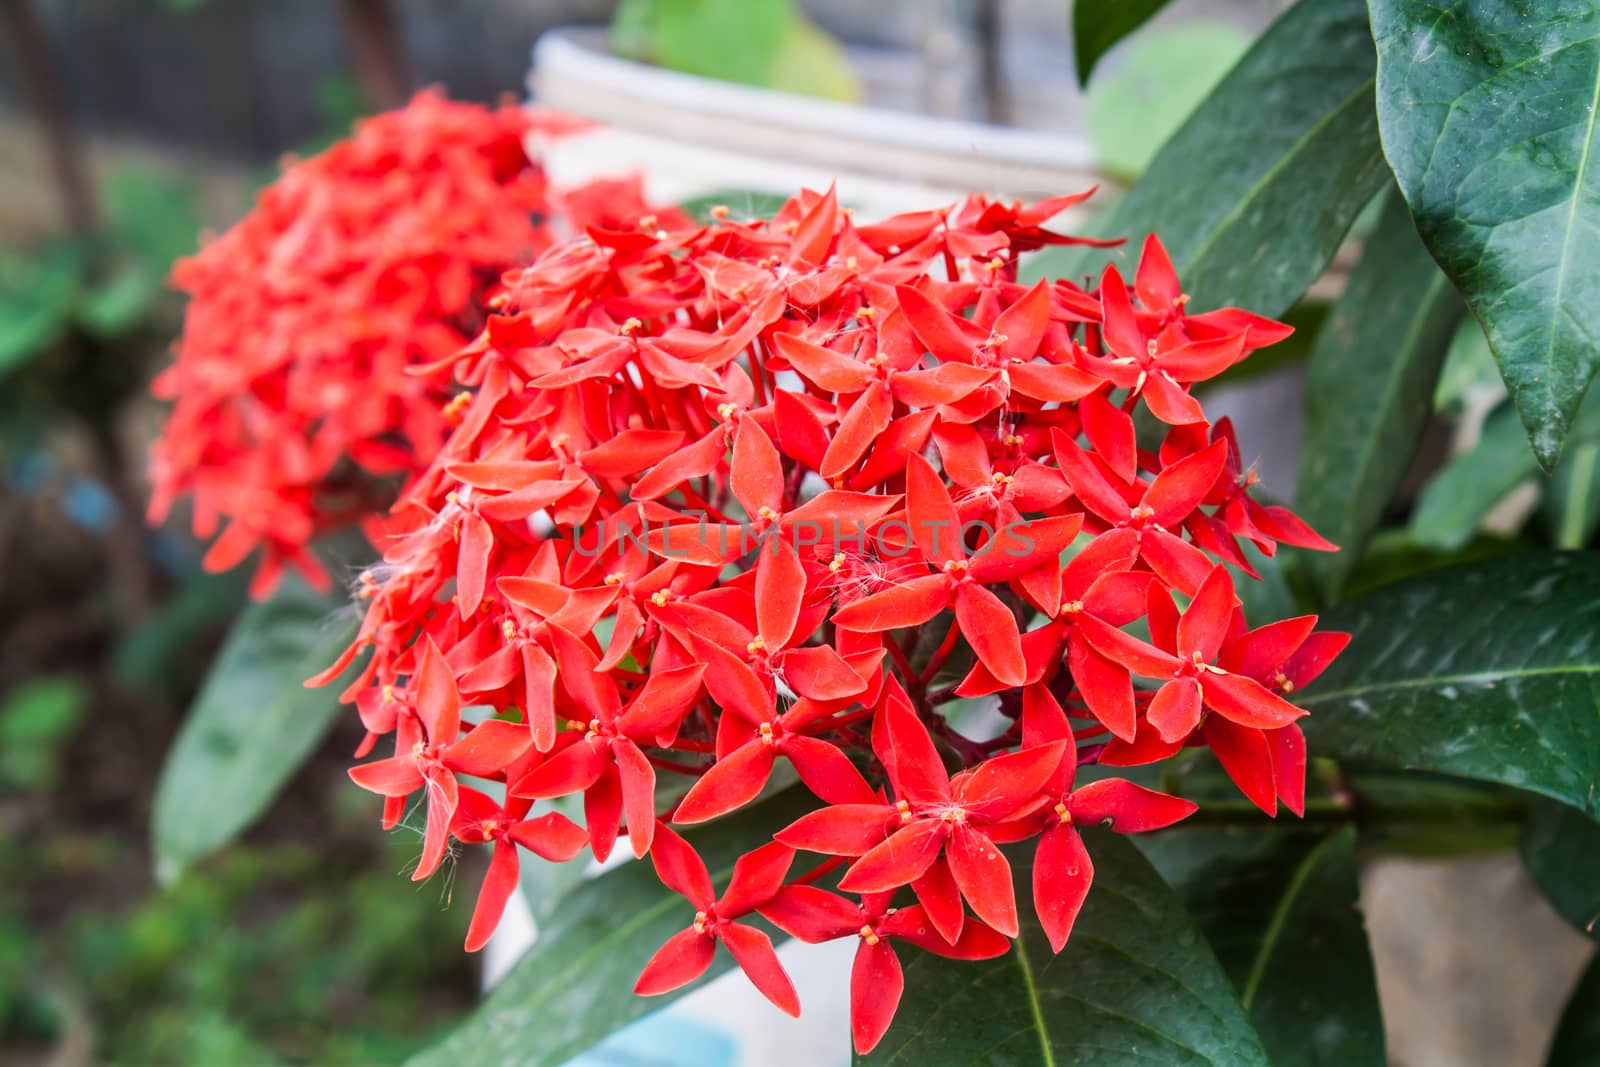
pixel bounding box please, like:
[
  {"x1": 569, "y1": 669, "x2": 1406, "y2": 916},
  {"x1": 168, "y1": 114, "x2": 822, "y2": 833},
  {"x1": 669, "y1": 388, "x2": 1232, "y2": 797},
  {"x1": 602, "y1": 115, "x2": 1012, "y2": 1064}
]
[
  {"x1": 302, "y1": 177, "x2": 1349, "y2": 1052},
  {"x1": 147, "y1": 90, "x2": 655, "y2": 597}
]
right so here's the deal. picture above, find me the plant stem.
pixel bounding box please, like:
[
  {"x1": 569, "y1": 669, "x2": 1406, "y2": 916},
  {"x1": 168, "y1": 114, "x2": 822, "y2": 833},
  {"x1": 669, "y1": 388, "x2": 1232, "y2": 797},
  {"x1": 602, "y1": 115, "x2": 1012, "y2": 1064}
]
[
  {"x1": 1, "y1": 0, "x2": 97, "y2": 232},
  {"x1": 340, "y1": 0, "x2": 410, "y2": 111}
]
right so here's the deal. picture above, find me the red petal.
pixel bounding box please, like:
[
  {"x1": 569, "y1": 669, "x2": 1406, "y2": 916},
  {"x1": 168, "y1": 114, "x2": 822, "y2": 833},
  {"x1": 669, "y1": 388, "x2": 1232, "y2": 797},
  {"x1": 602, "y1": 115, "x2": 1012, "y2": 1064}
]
[
  {"x1": 771, "y1": 332, "x2": 873, "y2": 392},
  {"x1": 1034, "y1": 824, "x2": 1092, "y2": 952},
  {"x1": 1221, "y1": 615, "x2": 1318, "y2": 682},
  {"x1": 782, "y1": 735, "x2": 876, "y2": 805},
  {"x1": 444, "y1": 718, "x2": 533, "y2": 778},
  {"x1": 619, "y1": 664, "x2": 706, "y2": 740},
  {"x1": 1077, "y1": 614, "x2": 1181, "y2": 677},
  {"x1": 508, "y1": 811, "x2": 589, "y2": 861},
  {"x1": 521, "y1": 645, "x2": 560, "y2": 753},
  {"x1": 994, "y1": 280, "x2": 1052, "y2": 362},
  {"x1": 464, "y1": 840, "x2": 521, "y2": 952},
  {"x1": 615, "y1": 738, "x2": 658, "y2": 857},
  {"x1": 953, "y1": 741, "x2": 1066, "y2": 821},
  {"x1": 1068, "y1": 779, "x2": 1197, "y2": 832},
  {"x1": 413, "y1": 770, "x2": 459, "y2": 881},
  {"x1": 851, "y1": 939, "x2": 904, "y2": 1054},
  {"x1": 821, "y1": 381, "x2": 893, "y2": 479},
  {"x1": 1148, "y1": 678, "x2": 1203, "y2": 742},
  {"x1": 456, "y1": 512, "x2": 494, "y2": 618},
  {"x1": 1097, "y1": 266, "x2": 1144, "y2": 361},
  {"x1": 905, "y1": 452, "x2": 963, "y2": 564},
  {"x1": 691, "y1": 634, "x2": 775, "y2": 725},
  {"x1": 839, "y1": 820, "x2": 945, "y2": 893},
  {"x1": 911, "y1": 854, "x2": 965, "y2": 945},
  {"x1": 954, "y1": 583, "x2": 1026, "y2": 687},
  {"x1": 832, "y1": 575, "x2": 950, "y2": 632},
  {"x1": 719, "y1": 922, "x2": 801, "y2": 1017},
  {"x1": 1178, "y1": 565, "x2": 1236, "y2": 665},
  {"x1": 755, "y1": 545, "x2": 807, "y2": 651},
  {"x1": 879, "y1": 697, "x2": 952, "y2": 806},
  {"x1": 759, "y1": 885, "x2": 861, "y2": 942},
  {"x1": 946, "y1": 826, "x2": 1018, "y2": 937},
  {"x1": 348, "y1": 755, "x2": 423, "y2": 798},
  {"x1": 647, "y1": 823, "x2": 714, "y2": 908},
  {"x1": 776, "y1": 804, "x2": 896, "y2": 856},
  {"x1": 1134, "y1": 233, "x2": 1182, "y2": 310},
  {"x1": 1144, "y1": 439, "x2": 1228, "y2": 527},
  {"x1": 781, "y1": 645, "x2": 868, "y2": 702},
  {"x1": 413, "y1": 637, "x2": 462, "y2": 745},
  {"x1": 1080, "y1": 390, "x2": 1137, "y2": 483},
  {"x1": 1268, "y1": 724, "x2": 1308, "y2": 817},
  {"x1": 634, "y1": 928, "x2": 715, "y2": 996},
  {"x1": 511, "y1": 736, "x2": 607, "y2": 798},
  {"x1": 1202, "y1": 716, "x2": 1278, "y2": 815},
  {"x1": 584, "y1": 764, "x2": 623, "y2": 863},
  {"x1": 1069, "y1": 634, "x2": 1137, "y2": 742},
  {"x1": 719, "y1": 840, "x2": 797, "y2": 917},
  {"x1": 731, "y1": 419, "x2": 785, "y2": 517},
  {"x1": 1200, "y1": 672, "x2": 1307, "y2": 730},
  {"x1": 674, "y1": 741, "x2": 776, "y2": 825}
]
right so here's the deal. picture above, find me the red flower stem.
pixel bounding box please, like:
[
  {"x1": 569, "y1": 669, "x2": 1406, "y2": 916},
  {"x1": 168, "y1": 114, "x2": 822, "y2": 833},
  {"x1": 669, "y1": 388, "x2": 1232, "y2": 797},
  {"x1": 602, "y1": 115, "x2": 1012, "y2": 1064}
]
[
  {"x1": 791, "y1": 855, "x2": 846, "y2": 887},
  {"x1": 648, "y1": 754, "x2": 710, "y2": 776},
  {"x1": 919, "y1": 622, "x2": 963, "y2": 684}
]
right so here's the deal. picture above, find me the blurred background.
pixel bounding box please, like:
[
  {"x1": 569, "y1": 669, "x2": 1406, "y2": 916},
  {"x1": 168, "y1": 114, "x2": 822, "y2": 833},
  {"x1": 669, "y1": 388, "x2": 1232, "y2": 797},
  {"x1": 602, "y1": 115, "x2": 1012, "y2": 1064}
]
[{"x1": 0, "y1": 2, "x2": 1587, "y2": 1065}]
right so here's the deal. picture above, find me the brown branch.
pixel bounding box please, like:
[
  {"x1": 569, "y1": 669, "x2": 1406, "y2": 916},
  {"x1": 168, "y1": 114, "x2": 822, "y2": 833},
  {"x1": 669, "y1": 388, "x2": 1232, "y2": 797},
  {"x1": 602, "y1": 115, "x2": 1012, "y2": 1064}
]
[
  {"x1": 1, "y1": 0, "x2": 96, "y2": 232},
  {"x1": 340, "y1": 0, "x2": 411, "y2": 111}
]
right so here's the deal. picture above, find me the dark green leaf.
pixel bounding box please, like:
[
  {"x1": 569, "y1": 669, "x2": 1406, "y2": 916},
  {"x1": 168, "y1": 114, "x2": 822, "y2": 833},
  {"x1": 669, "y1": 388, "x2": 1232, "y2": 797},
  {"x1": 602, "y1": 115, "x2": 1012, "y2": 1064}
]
[
  {"x1": 1141, "y1": 826, "x2": 1385, "y2": 1067},
  {"x1": 1037, "y1": 0, "x2": 1387, "y2": 318},
  {"x1": 1409, "y1": 403, "x2": 1540, "y2": 551},
  {"x1": 1520, "y1": 798, "x2": 1600, "y2": 940},
  {"x1": 1547, "y1": 954, "x2": 1600, "y2": 1066},
  {"x1": 151, "y1": 577, "x2": 359, "y2": 881},
  {"x1": 407, "y1": 788, "x2": 816, "y2": 1067},
  {"x1": 1298, "y1": 552, "x2": 1600, "y2": 818},
  {"x1": 102, "y1": 167, "x2": 200, "y2": 274},
  {"x1": 1368, "y1": 1, "x2": 1600, "y2": 471},
  {"x1": 1072, "y1": 0, "x2": 1175, "y2": 86},
  {"x1": 1298, "y1": 191, "x2": 1464, "y2": 598},
  {"x1": 859, "y1": 831, "x2": 1269, "y2": 1066}
]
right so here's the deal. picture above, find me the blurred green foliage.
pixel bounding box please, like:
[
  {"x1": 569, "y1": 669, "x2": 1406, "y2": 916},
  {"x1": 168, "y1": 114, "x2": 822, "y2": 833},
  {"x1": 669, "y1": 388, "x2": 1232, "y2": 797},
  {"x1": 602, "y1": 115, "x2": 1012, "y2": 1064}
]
[
  {"x1": 612, "y1": 0, "x2": 861, "y2": 102},
  {"x1": 1, "y1": 812, "x2": 476, "y2": 1066}
]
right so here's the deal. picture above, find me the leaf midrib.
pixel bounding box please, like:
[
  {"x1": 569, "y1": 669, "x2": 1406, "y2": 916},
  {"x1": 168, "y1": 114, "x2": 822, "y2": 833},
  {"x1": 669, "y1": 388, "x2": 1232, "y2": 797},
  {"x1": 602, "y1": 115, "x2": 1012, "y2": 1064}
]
[
  {"x1": 1238, "y1": 833, "x2": 1335, "y2": 1009},
  {"x1": 1299, "y1": 662, "x2": 1600, "y2": 707}
]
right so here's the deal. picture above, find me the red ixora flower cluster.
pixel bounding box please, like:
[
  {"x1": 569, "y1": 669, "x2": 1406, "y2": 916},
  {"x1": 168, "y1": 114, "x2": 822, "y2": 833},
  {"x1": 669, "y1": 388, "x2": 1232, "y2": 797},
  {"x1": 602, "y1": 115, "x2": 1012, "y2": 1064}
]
[
  {"x1": 321, "y1": 185, "x2": 1349, "y2": 1054},
  {"x1": 148, "y1": 90, "x2": 660, "y2": 598}
]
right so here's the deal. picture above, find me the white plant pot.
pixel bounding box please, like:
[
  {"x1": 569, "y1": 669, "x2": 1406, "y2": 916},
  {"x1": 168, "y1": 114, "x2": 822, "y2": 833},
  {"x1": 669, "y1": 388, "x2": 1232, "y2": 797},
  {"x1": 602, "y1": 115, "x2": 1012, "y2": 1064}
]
[{"x1": 527, "y1": 26, "x2": 1105, "y2": 220}]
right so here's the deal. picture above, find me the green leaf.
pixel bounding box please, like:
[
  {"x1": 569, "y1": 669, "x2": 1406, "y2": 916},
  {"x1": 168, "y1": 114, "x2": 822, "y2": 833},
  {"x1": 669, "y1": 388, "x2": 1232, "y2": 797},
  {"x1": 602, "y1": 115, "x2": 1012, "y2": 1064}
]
[
  {"x1": 1072, "y1": 0, "x2": 1175, "y2": 85},
  {"x1": 151, "y1": 577, "x2": 359, "y2": 881},
  {"x1": 407, "y1": 787, "x2": 816, "y2": 1067},
  {"x1": 1141, "y1": 826, "x2": 1385, "y2": 1067},
  {"x1": 1520, "y1": 798, "x2": 1600, "y2": 940},
  {"x1": 1409, "y1": 403, "x2": 1540, "y2": 550},
  {"x1": 102, "y1": 166, "x2": 200, "y2": 274},
  {"x1": 1433, "y1": 319, "x2": 1501, "y2": 413},
  {"x1": 0, "y1": 677, "x2": 89, "y2": 790},
  {"x1": 1368, "y1": 1, "x2": 1600, "y2": 472},
  {"x1": 1298, "y1": 191, "x2": 1464, "y2": 597},
  {"x1": 613, "y1": 0, "x2": 794, "y2": 89},
  {"x1": 859, "y1": 831, "x2": 1269, "y2": 1066},
  {"x1": 1546, "y1": 440, "x2": 1600, "y2": 549},
  {"x1": 1037, "y1": 0, "x2": 1387, "y2": 318},
  {"x1": 1298, "y1": 552, "x2": 1600, "y2": 818},
  {"x1": 767, "y1": 12, "x2": 862, "y2": 102},
  {"x1": 1084, "y1": 21, "x2": 1251, "y2": 180},
  {"x1": 0, "y1": 243, "x2": 85, "y2": 374},
  {"x1": 1547, "y1": 954, "x2": 1600, "y2": 1066}
]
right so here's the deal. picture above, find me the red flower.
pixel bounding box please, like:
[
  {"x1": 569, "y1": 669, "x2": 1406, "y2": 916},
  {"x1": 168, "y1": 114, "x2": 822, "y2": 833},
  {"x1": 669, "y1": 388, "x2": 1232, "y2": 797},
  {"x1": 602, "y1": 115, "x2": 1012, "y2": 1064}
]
[
  {"x1": 449, "y1": 786, "x2": 588, "y2": 951},
  {"x1": 760, "y1": 886, "x2": 1010, "y2": 1053},
  {"x1": 634, "y1": 827, "x2": 800, "y2": 1016},
  {"x1": 1079, "y1": 565, "x2": 1307, "y2": 743},
  {"x1": 778, "y1": 697, "x2": 1064, "y2": 939},
  {"x1": 347, "y1": 637, "x2": 531, "y2": 879}
]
